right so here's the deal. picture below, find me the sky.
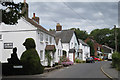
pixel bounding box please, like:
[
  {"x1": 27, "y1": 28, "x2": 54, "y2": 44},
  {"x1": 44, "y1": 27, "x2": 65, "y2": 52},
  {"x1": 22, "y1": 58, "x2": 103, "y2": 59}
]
[{"x1": 1, "y1": 0, "x2": 119, "y2": 33}]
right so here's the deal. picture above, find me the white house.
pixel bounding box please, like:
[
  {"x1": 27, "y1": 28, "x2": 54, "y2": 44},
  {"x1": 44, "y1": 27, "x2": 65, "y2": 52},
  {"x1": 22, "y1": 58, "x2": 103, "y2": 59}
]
[
  {"x1": 0, "y1": 13, "x2": 58, "y2": 66},
  {"x1": 78, "y1": 39, "x2": 90, "y2": 61},
  {"x1": 54, "y1": 37, "x2": 63, "y2": 63},
  {"x1": 50, "y1": 23, "x2": 79, "y2": 62}
]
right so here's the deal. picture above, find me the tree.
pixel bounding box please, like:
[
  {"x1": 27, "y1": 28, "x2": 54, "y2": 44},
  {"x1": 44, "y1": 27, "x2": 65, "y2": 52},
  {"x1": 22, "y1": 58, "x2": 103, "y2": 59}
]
[
  {"x1": 90, "y1": 28, "x2": 120, "y2": 52},
  {"x1": 49, "y1": 29, "x2": 55, "y2": 31},
  {"x1": 1, "y1": 2, "x2": 25, "y2": 25},
  {"x1": 70, "y1": 28, "x2": 88, "y2": 40},
  {"x1": 86, "y1": 40, "x2": 95, "y2": 56}
]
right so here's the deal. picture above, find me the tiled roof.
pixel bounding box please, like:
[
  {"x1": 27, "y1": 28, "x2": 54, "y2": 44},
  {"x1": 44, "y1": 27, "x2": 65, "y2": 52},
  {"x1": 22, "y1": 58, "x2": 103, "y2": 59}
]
[
  {"x1": 25, "y1": 18, "x2": 55, "y2": 37},
  {"x1": 45, "y1": 45, "x2": 55, "y2": 51},
  {"x1": 49, "y1": 30, "x2": 74, "y2": 43},
  {"x1": 78, "y1": 39, "x2": 89, "y2": 46}
]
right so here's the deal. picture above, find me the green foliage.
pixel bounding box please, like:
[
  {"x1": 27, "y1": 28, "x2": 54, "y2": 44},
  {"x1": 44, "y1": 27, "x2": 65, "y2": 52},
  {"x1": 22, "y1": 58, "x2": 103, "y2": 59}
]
[
  {"x1": 1, "y1": 2, "x2": 25, "y2": 25},
  {"x1": 90, "y1": 28, "x2": 120, "y2": 52},
  {"x1": 45, "y1": 50, "x2": 53, "y2": 67},
  {"x1": 75, "y1": 59, "x2": 86, "y2": 63},
  {"x1": 70, "y1": 28, "x2": 88, "y2": 40},
  {"x1": 58, "y1": 56, "x2": 70, "y2": 64},
  {"x1": 86, "y1": 40, "x2": 95, "y2": 56},
  {"x1": 20, "y1": 38, "x2": 44, "y2": 74},
  {"x1": 23, "y1": 38, "x2": 36, "y2": 50},
  {"x1": 75, "y1": 59, "x2": 81, "y2": 63},
  {"x1": 112, "y1": 52, "x2": 120, "y2": 71},
  {"x1": 49, "y1": 29, "x2": 55, "y2": 31}
]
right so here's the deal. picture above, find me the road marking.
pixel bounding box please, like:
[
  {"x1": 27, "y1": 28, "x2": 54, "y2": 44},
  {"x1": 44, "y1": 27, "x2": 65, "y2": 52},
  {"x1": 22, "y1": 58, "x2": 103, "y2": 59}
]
[{"x1": 101, "y1": 66, "x2": 113, "y2": 80}]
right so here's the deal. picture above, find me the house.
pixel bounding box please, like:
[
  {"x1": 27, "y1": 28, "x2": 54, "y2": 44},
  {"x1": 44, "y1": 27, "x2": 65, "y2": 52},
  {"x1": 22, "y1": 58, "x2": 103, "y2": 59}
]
[
  {"x1": 102, "y1": 45, "x2": 113, "y2": 59},
  {"x1": 85, "y1": 37, "x2": 103, "y2": 57},
  {"x1": 54, "y1": 37, "x2": 63, "y2": 63},
  {"x1": 0, "y1": 1, "x2": 57, "y2": 67},
  {"x1": 50, "y1": 23, "x2": 79, "y2": 62},
  {"x1": 78, "y1": 39, "x2": 90, "y2": 61}
]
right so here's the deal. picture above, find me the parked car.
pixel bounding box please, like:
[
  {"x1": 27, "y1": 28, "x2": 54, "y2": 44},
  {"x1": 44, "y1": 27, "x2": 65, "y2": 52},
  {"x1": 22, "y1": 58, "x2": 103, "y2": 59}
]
[
  {"x1": 86, "y1": 57, "x2": 94, "y2": 63},
  {"x1": 94, "y1": 57, "x2": 100, "y2": 61}
]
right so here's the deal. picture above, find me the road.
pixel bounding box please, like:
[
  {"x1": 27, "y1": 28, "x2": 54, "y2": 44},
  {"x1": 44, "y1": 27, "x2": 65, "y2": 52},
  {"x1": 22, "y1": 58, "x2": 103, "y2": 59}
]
[
  {"x1": 2, "y1": 61, "x2": 110, "y2": 80},
  {"x1": 43, "y1": 61, "x2": 108, "y2": 78}
]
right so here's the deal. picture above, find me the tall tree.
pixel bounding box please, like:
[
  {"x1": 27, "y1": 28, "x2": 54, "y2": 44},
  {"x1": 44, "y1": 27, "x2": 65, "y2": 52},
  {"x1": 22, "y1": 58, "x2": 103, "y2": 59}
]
[
  {"x1": 1, "y1": 2, "x2": 25, "y2": 25},
  {"x1": 70, "y1": 28, "x2": 88, "y2": 40}
]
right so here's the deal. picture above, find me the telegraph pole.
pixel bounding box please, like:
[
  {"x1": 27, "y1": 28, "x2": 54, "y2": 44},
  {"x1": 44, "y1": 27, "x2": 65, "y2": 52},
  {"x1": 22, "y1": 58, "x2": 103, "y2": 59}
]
[{"x1": 114, "y1": 25, "x2": 118, "y2": 52}]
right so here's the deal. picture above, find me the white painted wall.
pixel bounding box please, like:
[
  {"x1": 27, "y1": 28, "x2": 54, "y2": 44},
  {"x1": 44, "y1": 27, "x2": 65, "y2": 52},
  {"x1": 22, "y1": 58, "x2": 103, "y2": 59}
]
[
  {"x1": 69, "y1": 33, "x2": 79, "y2": 59},
  {"x1": 62, "y1": 43, "x2": 69, "y2": 58},
  {"x1": 0, "y1": 18, "x2": 56, "y2": 67},
  {"x1": 79, "y1": 43, "x2": 90, "y2": 61},
  {"x1": 54, "y1": 39, "x2": 63, "y2": 63}
]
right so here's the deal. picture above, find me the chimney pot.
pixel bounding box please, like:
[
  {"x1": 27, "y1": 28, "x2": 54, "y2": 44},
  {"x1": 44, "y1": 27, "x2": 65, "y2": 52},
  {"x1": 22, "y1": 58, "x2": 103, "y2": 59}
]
[
  {"x1": 33, "y1": 13, "x2": 35, "y2": 18},
  {"x1": 24, "y1": 0, "x2": 26, "y2": 3},
  {"x1": 56, "y1": 23, "x2": 62, "y2": 31}
]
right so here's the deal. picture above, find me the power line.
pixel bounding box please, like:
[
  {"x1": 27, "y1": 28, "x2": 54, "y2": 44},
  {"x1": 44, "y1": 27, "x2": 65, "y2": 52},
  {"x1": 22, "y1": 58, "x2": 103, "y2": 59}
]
[
  {"x1": 88, "y1": 1, "x2": 106, "y2": 25},
  {"x1": 62, "y1": 1, "x2": 96, "y2": 27}
]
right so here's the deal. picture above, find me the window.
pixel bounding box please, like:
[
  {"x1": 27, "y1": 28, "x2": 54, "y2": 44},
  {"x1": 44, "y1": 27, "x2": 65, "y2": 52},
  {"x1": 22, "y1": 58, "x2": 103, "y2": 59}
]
[
  {"x1": 46, "y1": 35, "x2": 48, "y2": 42},
  {"x1": 75, "y1": 43, "x2": 77, "y2": 46},
  {"x1": 40, "y1": 50, "x2": 43, "y2": 60},
  {"x1": 50, "y1": 37, "x2": 52, "y2": 44},
  {"x1": 40, "y1": 33, "x2": 43, "y2": 42},
  {"x1": 0, "y1": 34, "x2": 2, "y2": 40}
]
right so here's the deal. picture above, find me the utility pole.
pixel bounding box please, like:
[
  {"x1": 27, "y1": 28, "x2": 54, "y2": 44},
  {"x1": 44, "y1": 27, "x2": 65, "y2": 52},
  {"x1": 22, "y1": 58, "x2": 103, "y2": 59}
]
[{"x1": 114, "y1": 25, "x2": 118, "y2": 52}]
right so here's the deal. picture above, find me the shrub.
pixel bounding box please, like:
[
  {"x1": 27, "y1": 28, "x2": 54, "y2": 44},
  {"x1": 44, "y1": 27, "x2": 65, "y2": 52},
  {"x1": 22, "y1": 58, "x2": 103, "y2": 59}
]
[
  {"x1": 20, "y1": 38, "x2": 44, "y2": 74},
  {"x1": 112, "y1": 52, "x2": 120, "y2": 71},
  {"x1": 75, "y1": 59, "x2": 81, "y2": 63},
  {"x1": 58, "y1": 56, "x2": 73, "y2": 66}
]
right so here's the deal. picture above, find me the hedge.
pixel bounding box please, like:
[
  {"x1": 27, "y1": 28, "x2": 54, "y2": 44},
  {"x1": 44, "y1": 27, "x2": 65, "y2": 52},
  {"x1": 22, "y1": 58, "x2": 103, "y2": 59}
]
[{"x1": 112, "y1": 52, "x2": 120, "y2": 71}]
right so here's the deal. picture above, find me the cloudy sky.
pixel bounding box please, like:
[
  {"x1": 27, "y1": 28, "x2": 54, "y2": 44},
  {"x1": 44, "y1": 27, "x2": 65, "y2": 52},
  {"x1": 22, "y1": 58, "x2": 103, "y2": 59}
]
[{"x1": 1, "y1": 0, "x2": 119, "y2": 33}]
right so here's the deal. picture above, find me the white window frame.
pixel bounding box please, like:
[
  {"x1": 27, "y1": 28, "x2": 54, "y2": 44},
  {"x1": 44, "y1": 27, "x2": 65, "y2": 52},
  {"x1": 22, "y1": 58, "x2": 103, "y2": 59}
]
[
  {"x1": 40, "y1": 50, "x2": 44, "y2": 61},
  {"x1": 46, "y1": 35, "x2": 48, "y2": 42},
  {"x1": 40, "y1": 33, "x2": 43, "y2": 43}
]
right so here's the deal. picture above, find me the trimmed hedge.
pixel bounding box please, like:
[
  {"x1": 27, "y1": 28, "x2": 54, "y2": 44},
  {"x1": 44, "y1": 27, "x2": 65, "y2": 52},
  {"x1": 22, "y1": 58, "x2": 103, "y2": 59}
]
[
  {"x1": 112, "y1": 52, "x2": 120, "y2": 71},
  {"x1": 20, "y1": 38, "x2": 44, "y2": 74}
]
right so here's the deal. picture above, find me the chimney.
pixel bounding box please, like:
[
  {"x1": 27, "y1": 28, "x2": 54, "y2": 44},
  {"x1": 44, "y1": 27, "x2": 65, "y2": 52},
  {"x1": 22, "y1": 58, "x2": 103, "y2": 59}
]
[
  {"x1": 56, "y1": 23, "x2": 62, "y2": 31},
  {"x1": 32, "y1": 13, "x2": 39, "y2": 24},
  {"x1": 22, "y1": 0, "x2": 28, "y2": 18}
]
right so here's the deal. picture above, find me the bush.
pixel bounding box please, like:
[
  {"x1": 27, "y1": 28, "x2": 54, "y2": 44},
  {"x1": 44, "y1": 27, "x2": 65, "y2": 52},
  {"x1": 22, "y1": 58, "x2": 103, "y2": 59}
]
[
  {"x1": 20, "y1": 38, "x2": 44, "y2": 74},
  {"x1": 112, "y1": 52, "x2": 120, "y2": 71},
  {"x1": 75, "y1": 59, "x2": 81, "y2": 63},
  {"x1": 58, "y1": 56, "x2": 73, "y2": 66}
]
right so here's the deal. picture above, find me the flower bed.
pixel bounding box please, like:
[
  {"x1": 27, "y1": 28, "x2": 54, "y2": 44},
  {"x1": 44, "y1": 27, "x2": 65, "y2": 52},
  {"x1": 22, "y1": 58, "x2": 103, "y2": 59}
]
[{"x1": 58, "y1": 56, "x2": 73, "y2": 67}]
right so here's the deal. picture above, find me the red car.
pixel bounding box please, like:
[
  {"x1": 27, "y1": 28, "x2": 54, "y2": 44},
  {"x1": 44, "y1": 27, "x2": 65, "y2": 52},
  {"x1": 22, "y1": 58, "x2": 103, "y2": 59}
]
[{"x1": 94, "y1": 57, "x2": 100, "y2": 61}]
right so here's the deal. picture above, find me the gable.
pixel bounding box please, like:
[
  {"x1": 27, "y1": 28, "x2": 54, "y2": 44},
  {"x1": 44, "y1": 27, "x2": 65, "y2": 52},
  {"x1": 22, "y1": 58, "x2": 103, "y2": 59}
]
[{"x1": 0, "y1": 17, "x2": 37, "y2": 32}]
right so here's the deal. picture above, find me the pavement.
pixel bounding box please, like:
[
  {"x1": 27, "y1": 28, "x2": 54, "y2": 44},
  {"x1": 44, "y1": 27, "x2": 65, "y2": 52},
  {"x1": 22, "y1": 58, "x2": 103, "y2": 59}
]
[{"x1": 101, "y1": 61, "x2": 119, "y2": 80}]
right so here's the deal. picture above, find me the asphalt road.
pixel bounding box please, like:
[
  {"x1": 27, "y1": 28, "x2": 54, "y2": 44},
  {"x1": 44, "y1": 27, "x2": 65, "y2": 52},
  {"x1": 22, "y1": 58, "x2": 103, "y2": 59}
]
[
  {"x1": 43, "y1": 61, "x2": 108, "y2": 78},
  {"x1": 2, "y1": 61, "x2": 110, "y2": 80}
]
